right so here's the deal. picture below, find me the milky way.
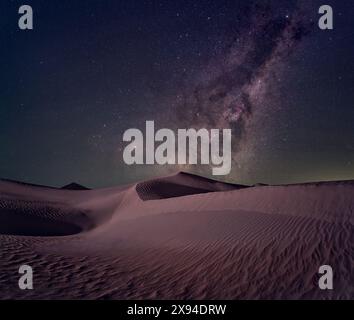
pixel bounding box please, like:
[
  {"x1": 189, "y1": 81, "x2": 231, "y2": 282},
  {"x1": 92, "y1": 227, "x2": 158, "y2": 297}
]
[{"x1": 158, "y1": 2, "x2": 312, "y2": 180}]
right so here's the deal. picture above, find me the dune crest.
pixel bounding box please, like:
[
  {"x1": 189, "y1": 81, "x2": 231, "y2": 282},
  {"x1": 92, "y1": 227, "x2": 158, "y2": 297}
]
[{"x1": 136, "y1": 172, "x2": 246, "y2": 200}]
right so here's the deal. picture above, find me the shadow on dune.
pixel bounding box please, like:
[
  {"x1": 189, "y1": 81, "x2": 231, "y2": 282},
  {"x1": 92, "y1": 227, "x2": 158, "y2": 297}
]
[{"x1": 0, "y1": 209, "x2": 82, "y2": 237}]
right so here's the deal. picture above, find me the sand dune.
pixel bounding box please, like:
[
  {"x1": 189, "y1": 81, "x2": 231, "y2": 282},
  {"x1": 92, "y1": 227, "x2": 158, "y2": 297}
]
[
  {"x1": 0, "y1": 173, "x2": 353, "y2": 299},
  {"x1": 61, "y1": 183, "x2": 90, "y2": 191},
  {"x1": 136, "y1": 172, "x2": 246, "y2": 200}
]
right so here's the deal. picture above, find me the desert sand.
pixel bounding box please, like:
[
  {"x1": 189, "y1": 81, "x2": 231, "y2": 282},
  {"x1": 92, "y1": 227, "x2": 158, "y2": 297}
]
[{"x1": 0, "y1": 172, "x2": 353, "y2": 299}]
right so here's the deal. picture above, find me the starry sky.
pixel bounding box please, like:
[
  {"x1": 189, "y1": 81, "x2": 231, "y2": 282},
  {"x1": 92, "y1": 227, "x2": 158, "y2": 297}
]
[{"x1": 1, "y1": 0, "x2": 354, "y2": 188}]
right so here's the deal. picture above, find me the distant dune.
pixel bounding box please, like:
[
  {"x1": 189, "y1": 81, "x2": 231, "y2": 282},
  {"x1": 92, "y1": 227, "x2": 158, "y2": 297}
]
[
  {"x1": 0, "y1": 172, "x2": 353, "y2": 299},
  {"x1": 61, "y1": 183, "x2": 90, "y2": 191}
]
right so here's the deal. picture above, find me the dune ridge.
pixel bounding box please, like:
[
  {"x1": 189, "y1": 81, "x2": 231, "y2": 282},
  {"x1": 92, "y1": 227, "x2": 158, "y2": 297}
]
[{"x1": 136, "y1": 172, "x2": 246, "y2": 200}]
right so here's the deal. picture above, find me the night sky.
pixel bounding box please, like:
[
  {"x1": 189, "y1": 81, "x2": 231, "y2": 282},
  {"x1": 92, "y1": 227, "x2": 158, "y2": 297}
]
[{"x1": 1, "y1": 0, "x2": 354, "y2": 188}]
